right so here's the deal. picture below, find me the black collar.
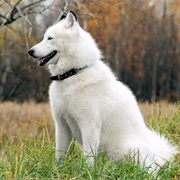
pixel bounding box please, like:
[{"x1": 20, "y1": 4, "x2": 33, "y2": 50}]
[{"x1": 50, "y1": 66, "x2": 87, "y2": 81}]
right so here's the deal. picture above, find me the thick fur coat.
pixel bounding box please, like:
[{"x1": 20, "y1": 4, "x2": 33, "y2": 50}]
[{"x1": 28, "y1": 11, "x2": 178, "y2": 173}]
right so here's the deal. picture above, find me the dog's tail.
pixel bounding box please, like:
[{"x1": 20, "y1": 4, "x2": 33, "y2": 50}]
[{"x1": 151, "y1": 130, "x2": 178, "y2": 162}]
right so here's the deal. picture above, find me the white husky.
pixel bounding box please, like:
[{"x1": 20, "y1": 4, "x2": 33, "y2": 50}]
[{"x1": 28, "y1": 11, "x2": 178, "y2": 172}]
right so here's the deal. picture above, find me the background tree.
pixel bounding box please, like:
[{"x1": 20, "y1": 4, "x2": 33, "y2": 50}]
[
  {"x1": 0, "y1": 0, "x2": 51, "y2": 101},
  {"x1": 0, "y1": 0, "x2": 179, "y2": 102}
]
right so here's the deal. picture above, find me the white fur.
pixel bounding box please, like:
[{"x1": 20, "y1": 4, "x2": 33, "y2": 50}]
[{"x1": 29, "y1": 12, "x2": 178, "y2": 172}]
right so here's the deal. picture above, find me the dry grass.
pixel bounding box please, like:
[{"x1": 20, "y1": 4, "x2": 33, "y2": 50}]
[
  {"x1": 0, "y1": 101, "x2": 53, "y2": 143},
  {"x1": 0, "y1": 101, "x2": 178, "y2": 141},
  {"x1": 139, "y1": 101, "x2": 178, "y2": 123}
]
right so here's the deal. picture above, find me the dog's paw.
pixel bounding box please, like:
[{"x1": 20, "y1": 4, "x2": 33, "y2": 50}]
[
  {"x1": 86, "y1": 156, "x2": 94, "y2": 166},
  {"x1": 55, "y1": 151, "x2": 66, "y2": 163}
]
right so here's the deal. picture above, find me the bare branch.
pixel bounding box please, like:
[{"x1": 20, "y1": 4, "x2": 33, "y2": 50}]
[
  {"x1": 63, "y1": 0, "x2": 68, "y2": 11},
  {"x1": 0, "y1": 0, "x2": 50, "y2": 26}
]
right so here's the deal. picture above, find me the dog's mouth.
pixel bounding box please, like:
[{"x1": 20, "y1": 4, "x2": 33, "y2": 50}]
[{"x1": 37, "y1": 51, "x2": 57, "y2": 66}]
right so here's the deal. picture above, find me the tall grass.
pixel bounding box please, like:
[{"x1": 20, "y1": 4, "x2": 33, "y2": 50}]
[{"x1": 0, "y1": 101, "x2": 179, "y2": 179}]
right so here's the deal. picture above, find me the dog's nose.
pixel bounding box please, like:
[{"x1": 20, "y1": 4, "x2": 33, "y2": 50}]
[{"x1": 28, "y1": 49, "x2": 34, "y2": 56}]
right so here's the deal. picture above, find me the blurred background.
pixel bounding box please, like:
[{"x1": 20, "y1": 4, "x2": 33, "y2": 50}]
[{"x1": 0, "y1": 0, "x2": 180, "y2": 103}]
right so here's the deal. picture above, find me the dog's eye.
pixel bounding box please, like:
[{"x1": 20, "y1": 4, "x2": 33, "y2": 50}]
[{"x1": 48, "y1": 37, "x2": 54, "y2": 40}]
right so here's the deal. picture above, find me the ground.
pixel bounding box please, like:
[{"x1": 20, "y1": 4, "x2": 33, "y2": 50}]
[{"x1": 0, "y1": 101, "x2": 179, "y2": 179}]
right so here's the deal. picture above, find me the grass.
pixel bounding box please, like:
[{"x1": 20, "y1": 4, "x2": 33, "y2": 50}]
[{"x1": 0, "y1": 101, "x2": 179, "y2": 179}]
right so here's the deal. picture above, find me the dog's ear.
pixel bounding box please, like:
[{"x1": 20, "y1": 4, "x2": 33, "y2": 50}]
[
  {"x1": 60, "y1": 12, "x2": 67, "y2": 21},
  {"x1": 64, "y1": 11, "x2": 77, "y2": 29},
  {"x1": 56, "y1": 12, "x2": 67, "y2": 22},
  {"x1": 69, "y1": 11, "x2": 77, "y2": 21}
]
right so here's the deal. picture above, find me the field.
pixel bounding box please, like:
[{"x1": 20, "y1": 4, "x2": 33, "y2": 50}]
[{"x1": 0, "y1": 101, "x2": 179, "y2": 179}]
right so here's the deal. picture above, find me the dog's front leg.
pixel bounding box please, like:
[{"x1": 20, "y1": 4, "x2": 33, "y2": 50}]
[
  {"x1": 55, "y1": 118, "x2": 72, "y2": 162},
  {"x1": 81, "y1": 124, "x2": 101, "y2": 165}
]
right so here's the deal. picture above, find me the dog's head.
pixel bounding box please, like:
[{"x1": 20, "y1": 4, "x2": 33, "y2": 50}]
[{"x1": 28, "y1": 11, "x2": 78, "y2": 66}]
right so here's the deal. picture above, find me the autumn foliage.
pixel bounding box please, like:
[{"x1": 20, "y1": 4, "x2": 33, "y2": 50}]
[{"x1": 0, "y1": 0, "x2": 179, "y2": 102}]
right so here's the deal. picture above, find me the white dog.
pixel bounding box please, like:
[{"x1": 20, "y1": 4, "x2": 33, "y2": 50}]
[{"x1": 28, "y1": 11, "x2": 178, "y2": 172}]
